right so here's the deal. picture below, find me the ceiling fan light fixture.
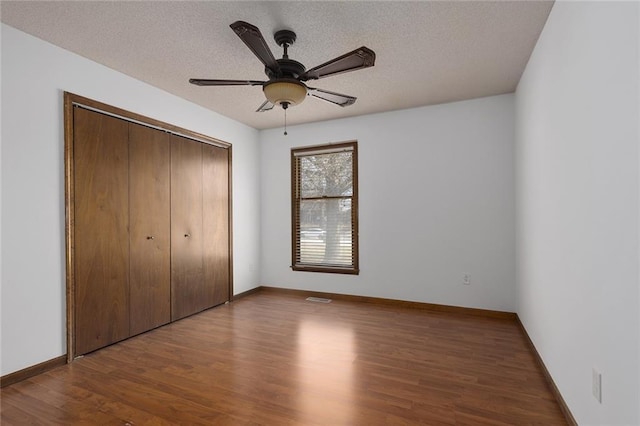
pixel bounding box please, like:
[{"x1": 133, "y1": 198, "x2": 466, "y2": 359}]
[
  {"x1": 189, "y1": 21, "x2": 375, "y2": 117},
  {"x1": 263, "y1": 80, "x2": 307, "y2": 107}
]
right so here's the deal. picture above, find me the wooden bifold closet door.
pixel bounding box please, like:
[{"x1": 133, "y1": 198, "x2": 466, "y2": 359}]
[
  {"x1": 129, "y1": 123, "x2": 171, "y2": 336},
  {"x1": 203, "y1": 143, "x2": 230, "y2": 307},
  {"x1": 71, "y1": 104, "x2": 230, "y2": 357},
  {"x1": 170, "y1": 135, "x2": 205, "y2": 321},
  {"x1": 170, "y1": 136, "x2": 230, "y2": 320},
  {"x1": 73, "y1": 108, "x2": 130, "y2": 356}
]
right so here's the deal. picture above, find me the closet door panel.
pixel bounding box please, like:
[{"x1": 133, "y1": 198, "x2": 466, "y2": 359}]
[
  {"x1": 74, "y1": 107, "x2": 130, "y2": 355},
  {"x1": 171, "y1": 135, "x2": 205, "y2": 320},
  {"x1": 203, "y1": 144, "x2": 230, "y2": 307},
  {"x1": 129, "y1": 123, "x2": 171, "y2": 335}
]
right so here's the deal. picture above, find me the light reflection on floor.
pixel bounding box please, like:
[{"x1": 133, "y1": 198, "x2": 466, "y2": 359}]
[{"x1": 296, "y1": 318, "x2": 356, "y2": 424}]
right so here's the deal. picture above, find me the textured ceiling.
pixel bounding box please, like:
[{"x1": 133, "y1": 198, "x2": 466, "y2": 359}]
[{"x1": 1, "y1": 1, "x2": 553, "y2": 130}]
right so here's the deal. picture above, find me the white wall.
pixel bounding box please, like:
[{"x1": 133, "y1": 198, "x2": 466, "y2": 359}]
[
  {"x1": 260, "y1": 95, "x2": 516, "y2": 312},
  {"x1": 515, "y1": 2, "x2": 640, "y2": 425},
  {"x1": 0, "y1": 20, "x2": 4, "y2": 376},
  {"x1": 0, "y1": 24, "x2": 262, "y2": 376}
]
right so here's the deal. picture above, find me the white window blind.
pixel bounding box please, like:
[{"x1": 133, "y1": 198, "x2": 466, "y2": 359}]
[{"x1": 291, "y1": 142, "x2": 359, "y2": 274}]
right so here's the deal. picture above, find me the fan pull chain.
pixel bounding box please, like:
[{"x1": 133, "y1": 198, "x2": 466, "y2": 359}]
[{"x1": 284, "y1": 107, "x2": 288, "y2": 136}]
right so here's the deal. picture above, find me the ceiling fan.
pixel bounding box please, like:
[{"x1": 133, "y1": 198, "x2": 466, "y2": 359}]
[{"x1": 189, "y1": 21, "x2": 376, "y2": 113}]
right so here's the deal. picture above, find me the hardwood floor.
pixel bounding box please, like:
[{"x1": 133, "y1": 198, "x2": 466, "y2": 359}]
[{"x1": 1, "y1": 291, "x2": 567, "y2": 425}]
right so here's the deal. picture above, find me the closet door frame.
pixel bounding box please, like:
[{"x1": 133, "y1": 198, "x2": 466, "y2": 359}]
[{"x1": 64, "y1": 92, "x2": 233, "y2": 362}]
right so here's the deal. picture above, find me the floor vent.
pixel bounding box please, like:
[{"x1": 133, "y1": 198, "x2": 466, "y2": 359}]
[{"x1": 306, "y1": 297, "x2": 332, "y2": 303}]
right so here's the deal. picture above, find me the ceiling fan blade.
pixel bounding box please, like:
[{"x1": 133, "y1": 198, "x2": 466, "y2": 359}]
[
  {"x1": 189, "y1": 79, "x2": 265, "y2": 86},
  {"x1": 256, "y1": 100, "x2": 275, "y2": 112},
  {"x1": 301, "y1": 47, "x2": 376, "y2": 81},
  {"x1": 230, "y1": 21, "x2": 280, "y2": 73},
  {"x1": 308, "y1": 87, "x2": 357, "y2": 107}
]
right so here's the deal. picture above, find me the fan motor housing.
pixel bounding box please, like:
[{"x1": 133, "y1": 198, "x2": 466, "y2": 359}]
[{"x1": 266, "y1": 58, "x2": 306, "y2": 80}]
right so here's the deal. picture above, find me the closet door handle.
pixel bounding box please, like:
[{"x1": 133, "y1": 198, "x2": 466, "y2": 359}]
[
  {"x1": 184, "y1": 233, "x2": 191, "y2": 238},
  {"x1": 146, "y1": 236, "x2": 154, "y2": 240}
]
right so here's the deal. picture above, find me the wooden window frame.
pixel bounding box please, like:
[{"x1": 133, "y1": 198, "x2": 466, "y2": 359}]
[{"x1": 291, "y1": 141, "x2": 359, "y2": 275}]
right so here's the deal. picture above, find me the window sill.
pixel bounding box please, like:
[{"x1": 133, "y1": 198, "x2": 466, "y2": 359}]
[{"x1": 292, "y1": 265, "x2": 359, "y2": 275}]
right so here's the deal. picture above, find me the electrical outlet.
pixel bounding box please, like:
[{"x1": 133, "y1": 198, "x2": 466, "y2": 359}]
[
  {"x1": 463, "y1": 274, "x2": 471, "y2": 285},
  {"x1": 592, "y1": 368, "x2": 602, "y2": 403}
]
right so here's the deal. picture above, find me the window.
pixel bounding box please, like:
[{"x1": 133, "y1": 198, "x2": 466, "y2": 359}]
[{"x1": 291, "y1": 141, "x2": 359, "y2": 274}]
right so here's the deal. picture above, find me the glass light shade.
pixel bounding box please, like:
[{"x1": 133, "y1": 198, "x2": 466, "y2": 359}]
[{"x1": 263, "y1": 81, "x2": 307, "y2": 106}]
